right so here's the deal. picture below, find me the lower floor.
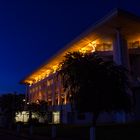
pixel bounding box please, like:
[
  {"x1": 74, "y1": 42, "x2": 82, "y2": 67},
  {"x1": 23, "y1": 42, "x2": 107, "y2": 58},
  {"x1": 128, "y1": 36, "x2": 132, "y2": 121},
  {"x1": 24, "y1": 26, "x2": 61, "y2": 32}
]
[
  {"x1": 15, "y1": 109, "x2": 135, "y2": 125},
  {"x1": 15, "y1": 87, "x2": 140, "y2": 124}
]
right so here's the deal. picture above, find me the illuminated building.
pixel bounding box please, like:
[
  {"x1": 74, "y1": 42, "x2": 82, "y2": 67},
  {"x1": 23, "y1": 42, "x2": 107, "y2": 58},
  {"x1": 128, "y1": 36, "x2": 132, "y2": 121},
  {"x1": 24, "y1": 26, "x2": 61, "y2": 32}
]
[{"x1": 21, "y1": 9, "x2": 140, "y2": 123}]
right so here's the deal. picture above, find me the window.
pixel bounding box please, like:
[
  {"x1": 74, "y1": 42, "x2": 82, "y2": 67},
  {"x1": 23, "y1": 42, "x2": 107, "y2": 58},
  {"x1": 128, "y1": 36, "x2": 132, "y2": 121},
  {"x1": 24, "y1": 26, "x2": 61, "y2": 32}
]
[
  {"x1": 47, "y1": 79, "x2": 53, "y2": 86},
  {"x1": 53, "y1": 112, "x2": 60, "y2": 124}
]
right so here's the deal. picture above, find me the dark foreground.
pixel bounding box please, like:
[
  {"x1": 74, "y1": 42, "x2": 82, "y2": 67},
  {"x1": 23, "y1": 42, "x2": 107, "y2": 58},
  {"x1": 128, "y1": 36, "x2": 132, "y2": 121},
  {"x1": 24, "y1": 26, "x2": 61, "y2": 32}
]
[{"x1": 0, "y1": 122, "x2": 140, "y2": 140}]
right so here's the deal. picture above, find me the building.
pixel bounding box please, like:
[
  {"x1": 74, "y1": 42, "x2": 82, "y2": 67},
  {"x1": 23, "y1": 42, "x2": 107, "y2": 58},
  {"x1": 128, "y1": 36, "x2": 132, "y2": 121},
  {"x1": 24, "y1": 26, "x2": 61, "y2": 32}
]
[{"x1": 21, "y1": 9, "x2": 140, "y2": 124}]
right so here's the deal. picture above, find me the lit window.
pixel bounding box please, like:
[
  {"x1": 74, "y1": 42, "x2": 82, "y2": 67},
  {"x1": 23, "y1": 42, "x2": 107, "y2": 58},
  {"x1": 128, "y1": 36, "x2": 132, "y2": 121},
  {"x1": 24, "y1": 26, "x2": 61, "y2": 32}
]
[
  {"x1": 53, "y1": 112, "x2": 60, "y2": 124},
  {"x1": 15, "y1": 111, "x2": 29, "y2": 123}
]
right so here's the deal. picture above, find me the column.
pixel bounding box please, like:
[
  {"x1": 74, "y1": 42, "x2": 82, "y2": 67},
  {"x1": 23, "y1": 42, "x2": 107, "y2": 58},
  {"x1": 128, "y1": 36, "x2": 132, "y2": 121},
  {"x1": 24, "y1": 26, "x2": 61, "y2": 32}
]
[
  {"x1": 52, "y1": 76, "x2": 55, "y2": 106},
  {"x1": 57, "y1": 75, "x2": 61, "y2": 105},
  {"x1": 113, "y1": 29, "x2": 130, "y2": 71}
]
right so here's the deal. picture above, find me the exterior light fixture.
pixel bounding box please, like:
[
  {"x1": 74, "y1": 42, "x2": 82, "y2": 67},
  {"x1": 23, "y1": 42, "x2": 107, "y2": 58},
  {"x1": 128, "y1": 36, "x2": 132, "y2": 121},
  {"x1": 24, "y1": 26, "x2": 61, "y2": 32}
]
[
  {"x1": 89, "y1": 41, "x2": 97, "y2": 52},
  {"x1": 23, "y1": 99, "x2": 26, "y2": 102}
]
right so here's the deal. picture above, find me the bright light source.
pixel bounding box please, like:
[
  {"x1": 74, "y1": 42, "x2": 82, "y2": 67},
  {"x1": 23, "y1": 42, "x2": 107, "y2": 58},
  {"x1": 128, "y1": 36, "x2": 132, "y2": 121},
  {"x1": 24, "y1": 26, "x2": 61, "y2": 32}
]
[
  {"x1": 53, "y1": 111, "x2": 60, "y2": 124},
  {"x1": 89, "y1": 41, "x2": 96, "y2": 52},
  {"x1": 15, "y1": 111, "x2": 38, "y2": 123},
  {"x1": 15, "y1": 111, "x2": 29, "y2": 123}
]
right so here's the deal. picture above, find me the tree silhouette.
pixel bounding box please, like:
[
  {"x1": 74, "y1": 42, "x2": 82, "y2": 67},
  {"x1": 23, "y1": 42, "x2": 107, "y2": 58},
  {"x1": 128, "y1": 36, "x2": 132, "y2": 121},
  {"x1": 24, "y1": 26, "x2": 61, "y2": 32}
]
[
  {"x1": 58, "y1": 51, "x2": 132, "y2": 124},
  {"x1": 0, "y1": 93, "x2": 25, "y2": 127},
  {"x1": 27, "y1": 100, "x2": 48, "y2": 124}
]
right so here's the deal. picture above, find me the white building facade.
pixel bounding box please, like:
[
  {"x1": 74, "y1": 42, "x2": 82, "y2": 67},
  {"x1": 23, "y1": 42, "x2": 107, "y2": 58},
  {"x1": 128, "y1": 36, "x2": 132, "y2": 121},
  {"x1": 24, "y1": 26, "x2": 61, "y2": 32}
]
[{"x1": 21, "y1": 9, "x2": 140, "y2": 124}]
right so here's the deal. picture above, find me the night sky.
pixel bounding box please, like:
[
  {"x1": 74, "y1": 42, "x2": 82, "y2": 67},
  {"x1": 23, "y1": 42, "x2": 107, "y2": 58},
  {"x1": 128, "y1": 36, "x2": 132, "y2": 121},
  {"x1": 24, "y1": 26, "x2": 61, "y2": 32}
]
[{"x1": 0, "y1": 0, "x2": 139, "y2": 94}]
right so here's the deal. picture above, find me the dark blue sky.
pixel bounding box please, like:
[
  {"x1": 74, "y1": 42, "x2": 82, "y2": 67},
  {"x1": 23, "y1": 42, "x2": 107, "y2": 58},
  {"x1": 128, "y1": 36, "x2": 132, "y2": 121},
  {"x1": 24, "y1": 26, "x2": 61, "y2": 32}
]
[{"x1": 0, "y1": 0, "x2": 139, "y2": 94}]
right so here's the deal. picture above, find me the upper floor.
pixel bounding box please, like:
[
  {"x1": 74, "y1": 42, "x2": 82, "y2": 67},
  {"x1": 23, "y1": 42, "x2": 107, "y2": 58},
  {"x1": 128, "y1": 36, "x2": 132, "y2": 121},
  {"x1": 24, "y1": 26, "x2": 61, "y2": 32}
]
[{"x1": 20, "y1": 9, "x2": 140, "y2": 104}]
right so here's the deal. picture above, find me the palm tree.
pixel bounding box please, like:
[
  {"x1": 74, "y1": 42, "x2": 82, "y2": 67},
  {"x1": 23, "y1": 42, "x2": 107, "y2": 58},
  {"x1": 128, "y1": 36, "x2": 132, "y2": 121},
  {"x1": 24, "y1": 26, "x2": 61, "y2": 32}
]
[{"x1": 57, "y1": 51, "x2": 132, "y2": 140}]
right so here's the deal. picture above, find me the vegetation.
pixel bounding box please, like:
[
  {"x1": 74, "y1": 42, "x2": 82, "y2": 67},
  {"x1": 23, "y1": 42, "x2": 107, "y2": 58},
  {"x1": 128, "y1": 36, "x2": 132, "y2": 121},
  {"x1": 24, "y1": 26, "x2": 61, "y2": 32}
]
[
  {"x1": 58, "y1": 52, "x2": 132, "y2": 124},
  {"x1": 0, "y1": 93, "x2": 25, "y2": 127},
  {"x1": 27, "y1": 100, "x2": 48, "y2": 124}
]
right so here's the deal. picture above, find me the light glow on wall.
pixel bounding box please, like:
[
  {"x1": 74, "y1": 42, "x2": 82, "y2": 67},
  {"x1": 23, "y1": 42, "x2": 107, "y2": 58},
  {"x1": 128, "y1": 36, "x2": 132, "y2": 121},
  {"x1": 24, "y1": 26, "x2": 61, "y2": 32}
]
[
  {"x1": 15, "y1": 111, "x2": 29, "y2": 123},
  {"x1": 89, "y1": 41, "x2": 97, "y2": 52},
  {"x1": 22, "y1": 39, "x2": 113, "y2": 85},
  {"x1": 15, "y1": 111, "x2": 38, "y2": 123},
  {"x1": 128, "y1": 40, "x2": 140, "y2": 49},
  {"x1": 53, "y1": 111, "x2": 60, "y2": 124},
  {"x1": 52, "y1": 65, "x2": 59, "y2": 73}
]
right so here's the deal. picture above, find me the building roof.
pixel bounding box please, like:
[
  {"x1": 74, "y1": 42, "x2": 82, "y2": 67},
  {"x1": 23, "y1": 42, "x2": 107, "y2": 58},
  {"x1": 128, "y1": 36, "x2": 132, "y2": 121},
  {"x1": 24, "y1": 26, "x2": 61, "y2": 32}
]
[{"x1": 21, "y1": 8, "x2": 140, "y2": 85}]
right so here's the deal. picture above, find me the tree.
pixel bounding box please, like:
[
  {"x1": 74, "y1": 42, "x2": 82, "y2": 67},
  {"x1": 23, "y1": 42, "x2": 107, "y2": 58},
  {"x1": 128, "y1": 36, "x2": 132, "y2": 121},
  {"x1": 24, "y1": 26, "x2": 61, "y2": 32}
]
[
  {"x1": 57, "y1": 51, "x2": 132, "y2": 139},
  {"x1": 27, "y1": 100, "x2": 48, "y2": 124},
  {"x1": 36, "y1": 100, "x2": 48, "y2": 123},
  {"x1": 26, "y1": 100, "x2": 48, "y2": 136},
  {"x1": 0, "y1": 93, "x2": 25, "y2": 128}
]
